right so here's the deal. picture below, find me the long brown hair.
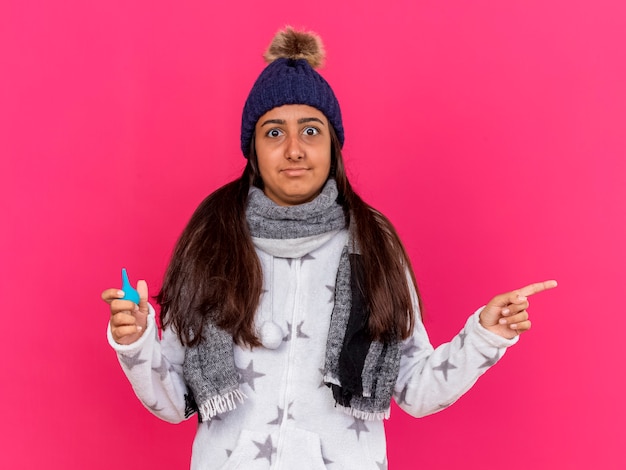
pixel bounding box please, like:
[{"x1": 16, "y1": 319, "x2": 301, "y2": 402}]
[{"x1": 158, "y1": 127, "x2": 420, "y2": 347}]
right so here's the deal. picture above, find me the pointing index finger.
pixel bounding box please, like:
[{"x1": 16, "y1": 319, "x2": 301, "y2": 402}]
[{"x1": 518, "y1": 280, "x2": 558, "y2": 298}]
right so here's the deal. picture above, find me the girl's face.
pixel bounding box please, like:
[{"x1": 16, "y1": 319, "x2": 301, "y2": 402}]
[{"x1": 254, "y1": 104, "x2": 332, "y2": 206}]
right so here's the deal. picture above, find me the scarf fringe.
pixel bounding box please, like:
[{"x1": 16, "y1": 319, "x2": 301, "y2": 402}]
[
  {"x1": 323, "y1": 373, "x2": 341, "y2": 387},
  {"x1": 336, "y1": 403, "x2": 391, "y2": 421},
  {"x1": 198, "y1": 389, "x2": 247, "y2": 421}
]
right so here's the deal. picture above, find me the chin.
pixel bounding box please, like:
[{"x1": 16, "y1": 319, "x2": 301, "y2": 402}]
[{"x1": 279, "y1": 192, "x2": 317, "y2": 206}]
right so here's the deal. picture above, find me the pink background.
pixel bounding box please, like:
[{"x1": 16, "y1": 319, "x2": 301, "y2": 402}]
[{"x1": 2, "y1": 0, "x2": 625, "y2": 468}]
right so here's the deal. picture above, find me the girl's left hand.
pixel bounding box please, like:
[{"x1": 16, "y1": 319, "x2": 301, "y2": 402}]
[{"x1": 479, "y1": 280, "x2": 558, "y2": 339}]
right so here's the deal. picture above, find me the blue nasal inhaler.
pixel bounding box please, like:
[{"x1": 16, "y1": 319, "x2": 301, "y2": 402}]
[{"x1": 121, "y1": 268, "x2": 140, "y2": 304}]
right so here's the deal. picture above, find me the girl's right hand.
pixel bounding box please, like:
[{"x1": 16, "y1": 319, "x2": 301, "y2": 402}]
[{"x1": 101, "y1": 280, "x2": 149, "y2": 345}]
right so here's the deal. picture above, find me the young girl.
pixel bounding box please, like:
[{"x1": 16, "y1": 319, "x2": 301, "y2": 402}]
[{"x1": 102, "y1": 27, "x2": 556, "y2": 469}]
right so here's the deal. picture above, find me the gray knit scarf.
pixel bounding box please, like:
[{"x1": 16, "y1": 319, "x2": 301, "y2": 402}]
[{"x1": 182, "y1": 179, "x2": 401, "y2": 422}]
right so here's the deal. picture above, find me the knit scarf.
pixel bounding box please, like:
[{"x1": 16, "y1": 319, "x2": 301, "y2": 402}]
[{"x1": 182, "y1": 179, "x2": 401, "y2": 422}]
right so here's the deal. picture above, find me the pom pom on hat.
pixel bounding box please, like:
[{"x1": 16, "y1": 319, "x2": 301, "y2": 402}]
[
  {"x1": 264, "y1": 27, "x2": 325, "y2": 68},
  {"x1": 240, "y1": 27, "x2": 344, "y2": 157}
]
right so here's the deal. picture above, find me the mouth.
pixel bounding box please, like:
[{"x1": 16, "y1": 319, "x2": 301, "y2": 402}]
[{"x1": 281, "y1": 167, "x2": 309, "y2": 176}]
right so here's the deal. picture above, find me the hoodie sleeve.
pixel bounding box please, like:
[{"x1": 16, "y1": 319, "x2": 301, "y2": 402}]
[
  {"x1": 393, "y1": 301, "x2": 518, "y2": 418},
  {"x1": 107, "y1": 304, "x2": 190, "y2": 423}
]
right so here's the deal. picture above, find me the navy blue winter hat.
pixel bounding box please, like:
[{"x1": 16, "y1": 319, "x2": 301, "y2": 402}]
[{"x1": 240, "y1": 27, "x2": 344, "y2": 157}]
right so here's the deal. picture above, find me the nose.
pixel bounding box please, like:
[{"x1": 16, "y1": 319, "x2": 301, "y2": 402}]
[{"x1": 285, "y1": 135, "x2": 304, "y2": 160}]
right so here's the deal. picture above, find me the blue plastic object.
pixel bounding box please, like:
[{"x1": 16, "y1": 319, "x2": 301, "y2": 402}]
[{"x1": 121, "y1": 268, "x2": 141, "y2": 304}]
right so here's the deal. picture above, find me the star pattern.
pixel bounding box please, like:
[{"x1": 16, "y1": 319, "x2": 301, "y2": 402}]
[
  {"x1": 347, "y1": 418, "x2": 370, "y2": 440},
  {"x1": 296, "y1": 320, "x2": 309, "y2": 339},
  {"x1": 478, "y1": 350, "x2": 501, "y2": 369},
  {"x1": 458, "y1": 331, "x2": 467, "y2": 349},
  {"x1": 401, "y1": 338, "x2": 421, "y2": 358},
  {"x1": 253, "y1": 435, "x2": 276, "y2": 463},
  {"x1": 301, "y1": 253, "x2": 316, "y2": 264},
  {"x1": 119, "y1": 350, "x2": 147, "y2": 370},
  {"x1": 152, "y1": 357, "x2": 170, "y2": 381},
  {"x1": 267, "y1": 403, "x2": 295, "y2": 425},
  {"x1": 114, "y1": 245, "x2": 514, "y2": 468},
  {"x1": 326, "y1": 284, "x2": 335, "y2": 303},
  {"x1": 283, "y1": 322, "x2": 292, "y2": 342},
  {"x1": 236, "y1": 360, "x2": 266, "y2": 391},
  {"x1": 283, "y1": 321, "x2": 310, "y2": 340},
  {"x1": 396, "y1": 384, "x2": 413, "y2": 407},
  {"x1": 433, "y1": 359, "x2": 458, "y2": 381}
]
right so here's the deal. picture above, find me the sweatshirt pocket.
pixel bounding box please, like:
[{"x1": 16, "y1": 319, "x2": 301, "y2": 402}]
[{"x1": 276, "y1": 426, "x2": 334, "y2": 470}]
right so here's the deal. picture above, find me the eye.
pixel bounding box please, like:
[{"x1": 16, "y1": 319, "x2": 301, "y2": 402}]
[
  {"x1": 266, "y1": 128, "x2": 284, "y2": 138},
  {"x1": 303, "y1": 126, "x2": 320, "y2": 136}
]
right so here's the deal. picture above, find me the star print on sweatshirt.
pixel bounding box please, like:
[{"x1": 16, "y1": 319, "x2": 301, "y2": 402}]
[{"x1": 108, "y1": 229, "x2": 518, "y2": 469}]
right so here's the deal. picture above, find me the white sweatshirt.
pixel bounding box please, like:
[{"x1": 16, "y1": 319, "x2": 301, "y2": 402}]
[{"x1": 108, "y1": 229, "x2": 517, "y2": 469}]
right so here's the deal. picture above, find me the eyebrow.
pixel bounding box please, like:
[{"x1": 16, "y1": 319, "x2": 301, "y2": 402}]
[{"x1": 259, "y1": 117, "x2": 326, "y2": 127}]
